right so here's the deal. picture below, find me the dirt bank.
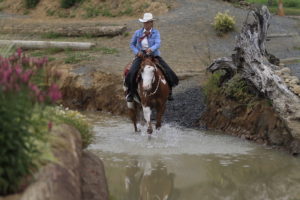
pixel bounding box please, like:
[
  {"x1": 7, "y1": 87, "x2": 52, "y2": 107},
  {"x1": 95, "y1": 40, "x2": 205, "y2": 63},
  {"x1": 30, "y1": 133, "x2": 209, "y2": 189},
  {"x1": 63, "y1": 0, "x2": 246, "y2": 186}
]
[
  {"x1": 47, "y1": 62, "x2": 127, "y2": 115},
  {"x1": 199, "y1": 93, "x2": 300, "y2": 154}
]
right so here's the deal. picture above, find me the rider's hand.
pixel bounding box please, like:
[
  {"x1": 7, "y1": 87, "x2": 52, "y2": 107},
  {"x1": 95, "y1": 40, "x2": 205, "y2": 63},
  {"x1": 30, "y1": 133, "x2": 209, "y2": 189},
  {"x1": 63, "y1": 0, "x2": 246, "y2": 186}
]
[
  {"x1": 146, "y1": 48, "x2": 152, "y2": 54},
  {"x1": 137, "y1": 52, "x2": 143, "y2": 57}
]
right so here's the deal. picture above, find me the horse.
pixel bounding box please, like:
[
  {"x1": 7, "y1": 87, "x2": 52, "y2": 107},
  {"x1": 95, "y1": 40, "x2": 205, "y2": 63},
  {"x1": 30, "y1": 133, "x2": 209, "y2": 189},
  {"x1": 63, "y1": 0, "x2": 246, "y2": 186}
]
[{"x1": 123, "y1": 55, "x2": 170, "y2": 134}]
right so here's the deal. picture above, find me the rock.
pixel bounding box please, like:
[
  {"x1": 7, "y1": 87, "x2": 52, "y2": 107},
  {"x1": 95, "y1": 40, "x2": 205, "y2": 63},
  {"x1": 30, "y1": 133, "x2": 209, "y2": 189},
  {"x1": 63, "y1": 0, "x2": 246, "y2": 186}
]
[
  {"x1": 21, "y1": 124, "x2": 82, "y2": 200},
  {"x1": 279, "y1": 67, "x2": 291, "y2": 75},
  {"x1": 290, "y1": 76, "x2": 300, "y2": 85},
  {"x1": 292, "y1": 85, "x2": 300, "y2": 95},
  {"x1": 81, "y1": 151, "x2": 109, "y2": 200}
]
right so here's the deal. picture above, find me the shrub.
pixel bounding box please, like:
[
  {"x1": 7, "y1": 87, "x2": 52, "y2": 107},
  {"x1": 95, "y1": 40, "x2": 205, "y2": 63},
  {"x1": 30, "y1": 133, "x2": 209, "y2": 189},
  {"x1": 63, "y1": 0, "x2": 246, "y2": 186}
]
[
  {"x1": 49, "y1": 106, "x2": 94, "y2": 149},
  {"x1": 222, "y1": 75, "x2": 256, "y2": 103},
  {"x1": 0, "y1": 49, "x2": 61, "y2": 195},
  {"x1": 60, "y1": 0, "x2": 82, "y2": 9},
  {"x1": 213, "y1": 11, "x2": 236, "y2": 35},
  {"x1": 24, "y1": 0, "x2": 40, "y2": 9},
  {"x1": 203, "y1": 71, "x2": 224, "y2": 98}
]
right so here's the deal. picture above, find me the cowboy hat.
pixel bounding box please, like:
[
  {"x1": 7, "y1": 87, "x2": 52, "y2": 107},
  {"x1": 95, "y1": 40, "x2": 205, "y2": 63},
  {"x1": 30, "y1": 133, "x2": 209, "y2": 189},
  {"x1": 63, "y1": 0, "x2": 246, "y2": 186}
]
[{"x1": 139, "y1": 13, "x2": 156, "y2": 23}]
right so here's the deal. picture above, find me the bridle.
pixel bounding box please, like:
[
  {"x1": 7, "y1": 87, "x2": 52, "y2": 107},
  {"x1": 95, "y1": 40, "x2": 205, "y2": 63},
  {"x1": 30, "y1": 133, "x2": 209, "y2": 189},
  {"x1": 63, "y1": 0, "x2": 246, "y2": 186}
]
[{"x1": 140, "y1": 59, "x2": 161, "y2": 97}]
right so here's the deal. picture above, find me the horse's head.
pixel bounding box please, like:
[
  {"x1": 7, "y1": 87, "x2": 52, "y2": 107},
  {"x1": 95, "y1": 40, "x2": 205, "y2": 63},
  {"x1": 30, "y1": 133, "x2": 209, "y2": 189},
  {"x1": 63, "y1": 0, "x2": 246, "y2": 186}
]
[{"x1": 140, "y1": 57, "x2": 156, "y2": 91}]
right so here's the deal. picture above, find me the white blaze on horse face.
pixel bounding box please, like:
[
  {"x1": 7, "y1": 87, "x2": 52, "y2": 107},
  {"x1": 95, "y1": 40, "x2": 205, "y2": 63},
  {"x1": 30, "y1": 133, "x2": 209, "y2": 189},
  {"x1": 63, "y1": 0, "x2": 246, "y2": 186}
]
[
  {"x1": 142, "y1": 65, "x2": 155, "y2": 91},
  {"x1": 143, "y1": 106, "x2": 151, "y2": 124},
  {"x1": 161, "y1": 78, "x2": 167, "y2": 85}
]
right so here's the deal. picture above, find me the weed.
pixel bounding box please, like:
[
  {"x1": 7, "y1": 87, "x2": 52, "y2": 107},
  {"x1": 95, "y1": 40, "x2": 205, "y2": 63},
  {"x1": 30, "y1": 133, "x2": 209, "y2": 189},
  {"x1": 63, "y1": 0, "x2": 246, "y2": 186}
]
[
  {"x1": 46, "y1": 9, "x2": 56, "y2": 16},
  {"x1": 41, "y1": 32, "x2": 62, "y2": 39},
  {"x1": 93, "y1": 47, "x2": 119, "y2": 54},
  {"x1": 84, "y1": 6, "x2": 100, "y2": 18},
  {"x1": 203, "y1": 71, "x2": 224, "y2": 98},
  {"x1": 60, "y1": 0, "x2": 83, "y2": 9},
  {"x1": 213, "y1": 11, "x2": 236, "y2": 36},
  {"x1": 25, "y1": 0, "x2": 40, "y2": 9},
  {"x1": 64, "y1": 52, "x2": 91, "y2": 64}
]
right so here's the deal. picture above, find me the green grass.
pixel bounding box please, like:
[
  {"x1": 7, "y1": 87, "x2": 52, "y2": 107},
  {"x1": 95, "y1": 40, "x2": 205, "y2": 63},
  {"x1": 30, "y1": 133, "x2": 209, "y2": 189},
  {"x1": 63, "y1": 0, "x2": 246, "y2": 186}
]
[
  {"x1": 30, "y1": 48, "x2": 63, "y2": 57},
  {"x1": 245, "y1": 0, "x2": 300, "y2": 15},
  {"x1": 246, "y1": 0, "x2": 300, "y2": 7},
  {"x1": 269, "y1": 6, "x2": 300, "y2": 15},
  {"x1": 64, "y1": 52, "x2": 92, "y2": 64},
  {"x1": 93, "y1": 47, "x2": 119, "y2": 54}
]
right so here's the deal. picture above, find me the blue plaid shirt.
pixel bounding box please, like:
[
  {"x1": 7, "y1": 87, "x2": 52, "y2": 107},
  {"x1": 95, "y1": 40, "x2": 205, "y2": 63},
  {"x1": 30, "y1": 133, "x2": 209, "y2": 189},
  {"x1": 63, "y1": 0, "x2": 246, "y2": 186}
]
[{"x1": 130, "y1": 28, "x2": 161, "y2": 56}]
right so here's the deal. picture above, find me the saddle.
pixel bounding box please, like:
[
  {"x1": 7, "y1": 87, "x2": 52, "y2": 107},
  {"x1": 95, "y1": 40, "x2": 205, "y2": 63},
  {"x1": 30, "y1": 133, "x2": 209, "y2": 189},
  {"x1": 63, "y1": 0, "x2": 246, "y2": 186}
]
[{"x1": 123, "y1": 58, "x2": 167, "y2": 83}]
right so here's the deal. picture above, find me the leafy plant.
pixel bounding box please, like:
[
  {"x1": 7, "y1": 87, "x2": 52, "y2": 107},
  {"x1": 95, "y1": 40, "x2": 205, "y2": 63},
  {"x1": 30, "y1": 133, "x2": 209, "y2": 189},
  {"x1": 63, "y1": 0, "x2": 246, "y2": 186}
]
[
  {"x1": 84, "y1": 6, "x2": 100, "y2": 18},
  {"x1": 0, "y1": 49, "x2": 61, "y2": 195},
  {"x1": 222, "y1": 75, "x2": 256, "y2": 103},
  {"x1": 49, "y1": 106, "x2": 94, "y2": 149},
  {"x1": 24, "y1": 0, "x2": 40, "y2": 9},
  {"x1": 60, "y1": 0, "x2": 82, "y2": 9},
  {"x1": 213, "y1": 11, "x2": 236, "y2": 35},
  {"x1": 203, "y1": 71, "x2": 224, "y2": 98}
]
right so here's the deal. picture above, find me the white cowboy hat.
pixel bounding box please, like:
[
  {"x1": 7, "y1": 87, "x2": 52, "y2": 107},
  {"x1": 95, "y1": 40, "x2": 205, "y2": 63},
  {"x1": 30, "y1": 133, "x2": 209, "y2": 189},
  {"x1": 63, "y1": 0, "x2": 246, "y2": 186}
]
[{"x1": 139, "y1": 13, "x2": 156, "y2": 23}]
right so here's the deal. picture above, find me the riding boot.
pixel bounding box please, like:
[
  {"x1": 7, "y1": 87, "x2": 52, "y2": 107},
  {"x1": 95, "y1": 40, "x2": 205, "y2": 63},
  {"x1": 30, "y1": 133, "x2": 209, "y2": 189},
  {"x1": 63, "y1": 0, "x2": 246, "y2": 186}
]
[
  {"x1": 168, "y1": 88, "x2": 174, "y2": 101},
  {"x1": 126, "y1": 93, "x2": 134, "y2": 102}
]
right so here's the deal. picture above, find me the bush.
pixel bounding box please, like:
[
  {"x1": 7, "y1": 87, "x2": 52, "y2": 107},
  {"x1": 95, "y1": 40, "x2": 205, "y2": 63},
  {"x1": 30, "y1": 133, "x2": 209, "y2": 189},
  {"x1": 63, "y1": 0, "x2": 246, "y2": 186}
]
[
  {"x1": 60, "y1": 0, "x2": 82, "y2": 9},
  {"x1": 0, "y1": 49, "x2": 61, "y2": 195},
  {"x1": 222, "y1": 75, "x2": 256, "y2": 103},
  {"x1": 49, "y1": 106, "x2": 94, "y2": 149},
  {"x1": 213, "y1": 11, "x2": 236, "y2": 35},
  {"x1": 24, "y1": 0, "x2": 40, "y2": 9},
  {"x1": 203, "y1": 71, "x2": 224, "y2": 98}
]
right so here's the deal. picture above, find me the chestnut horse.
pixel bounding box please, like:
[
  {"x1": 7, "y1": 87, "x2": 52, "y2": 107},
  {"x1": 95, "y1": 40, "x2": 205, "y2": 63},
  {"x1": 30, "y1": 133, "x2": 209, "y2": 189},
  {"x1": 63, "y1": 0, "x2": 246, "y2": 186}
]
[{"x1": 124, "y1": 56, "x2": 170, "y2": 134}]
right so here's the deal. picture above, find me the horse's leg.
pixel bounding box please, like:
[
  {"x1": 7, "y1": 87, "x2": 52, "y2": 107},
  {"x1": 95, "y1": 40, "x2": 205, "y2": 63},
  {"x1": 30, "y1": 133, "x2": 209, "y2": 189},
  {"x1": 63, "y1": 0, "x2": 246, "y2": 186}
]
[
  {"x1": 156, "y1": 103, "x2": 166, "y2": 130},
  {"x1": 142, "y1": 106, "x2": 152, "y2": 134},
  {"x1": 128, "y1": 102, "x2": 138, "y2": 132}
]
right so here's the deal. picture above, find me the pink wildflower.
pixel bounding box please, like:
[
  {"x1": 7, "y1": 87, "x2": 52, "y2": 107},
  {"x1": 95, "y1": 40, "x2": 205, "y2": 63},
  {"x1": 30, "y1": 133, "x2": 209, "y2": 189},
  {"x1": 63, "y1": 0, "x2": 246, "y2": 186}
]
[
  {"x1": 48, "y1": 84, "x2": 62, "y2": 102},
  {"x1": 17, "y1": 48, "x2": 22, "y2": 58},
  {"x1": 21, "y1": 70, "x2": 33, "y2": 83}
]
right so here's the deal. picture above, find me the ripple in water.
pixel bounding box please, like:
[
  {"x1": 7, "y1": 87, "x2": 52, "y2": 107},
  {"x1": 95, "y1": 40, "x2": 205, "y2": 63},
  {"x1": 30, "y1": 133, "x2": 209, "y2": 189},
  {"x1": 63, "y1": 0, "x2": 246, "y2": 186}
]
[{"x1": 89, "y1": 116, "x2": 254, "y2": 156}]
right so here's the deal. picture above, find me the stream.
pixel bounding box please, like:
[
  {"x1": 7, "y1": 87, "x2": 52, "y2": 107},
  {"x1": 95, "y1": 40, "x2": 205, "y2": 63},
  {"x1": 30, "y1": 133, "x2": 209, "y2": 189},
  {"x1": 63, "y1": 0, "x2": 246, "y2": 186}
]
[{"x1": 86, "y1": 112, "x2": 300, "y2": 200}]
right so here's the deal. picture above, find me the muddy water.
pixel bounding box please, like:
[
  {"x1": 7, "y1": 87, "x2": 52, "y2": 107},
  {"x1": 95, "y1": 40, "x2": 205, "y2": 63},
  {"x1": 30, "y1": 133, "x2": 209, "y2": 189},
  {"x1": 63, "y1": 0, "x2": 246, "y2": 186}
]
[{"x1": 86, "y1": 113, "x2": 300, "y2": 200}]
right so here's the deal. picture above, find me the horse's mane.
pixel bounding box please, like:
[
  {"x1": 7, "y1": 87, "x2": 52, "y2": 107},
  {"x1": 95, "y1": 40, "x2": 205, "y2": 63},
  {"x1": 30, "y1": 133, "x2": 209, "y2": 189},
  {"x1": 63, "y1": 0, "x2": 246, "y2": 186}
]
[{"x1": 141, "y1": 56, "x2": 156, "y2": 67}]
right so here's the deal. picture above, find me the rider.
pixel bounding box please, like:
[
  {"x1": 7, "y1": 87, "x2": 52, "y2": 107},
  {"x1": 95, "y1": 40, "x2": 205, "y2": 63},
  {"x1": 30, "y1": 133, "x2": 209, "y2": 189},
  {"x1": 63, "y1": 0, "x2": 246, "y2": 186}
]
[{"x1": 125, "y1": 13, "x2": 179, "y2": 102}]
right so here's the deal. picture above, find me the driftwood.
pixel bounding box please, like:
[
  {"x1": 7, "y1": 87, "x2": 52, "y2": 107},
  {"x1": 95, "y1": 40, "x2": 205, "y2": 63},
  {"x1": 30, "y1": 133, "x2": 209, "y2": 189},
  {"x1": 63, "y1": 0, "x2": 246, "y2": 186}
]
[
  {"x1": 0, "y1": 40, "x2": 95, "y2": 50},
  {"x1": 207, "y1": 6, "x2": 300, "y2": 139},
  {"x1": 0, "y1": 23, "x2": 127, "y2": 37}
]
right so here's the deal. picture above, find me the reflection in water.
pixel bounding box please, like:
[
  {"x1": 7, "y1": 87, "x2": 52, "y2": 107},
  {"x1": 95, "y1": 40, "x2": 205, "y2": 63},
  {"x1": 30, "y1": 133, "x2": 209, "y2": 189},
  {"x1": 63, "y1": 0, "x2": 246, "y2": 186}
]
[
  {"x1": 124, "y1": 160, "x2": 177, "y2": 200},
  {"x1": 86, "y1": 113, "x2": 300, "y2": 200}
]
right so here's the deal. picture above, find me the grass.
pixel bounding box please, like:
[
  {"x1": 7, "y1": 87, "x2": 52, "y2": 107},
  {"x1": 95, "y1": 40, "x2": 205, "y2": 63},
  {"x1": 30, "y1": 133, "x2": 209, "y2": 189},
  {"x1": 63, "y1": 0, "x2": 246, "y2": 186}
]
[
  {"x1": 64, "y1": 52, "x2": 92, "y2": 64},
  {"x1": 268, "y1": 7, "x2": 300, "y2": 15},
  {"x1": 245, "y1": 0, "x2": 300, "y2": 15},
  {"x1": 30, "y1": 48, "x2": 63, "y2": 57},
  {"x1": 92, "y1": 47, "x2": 119, "y2": 54},
  {"x1": 41, "y1": 32, "x2": 63, "y2": 39}
]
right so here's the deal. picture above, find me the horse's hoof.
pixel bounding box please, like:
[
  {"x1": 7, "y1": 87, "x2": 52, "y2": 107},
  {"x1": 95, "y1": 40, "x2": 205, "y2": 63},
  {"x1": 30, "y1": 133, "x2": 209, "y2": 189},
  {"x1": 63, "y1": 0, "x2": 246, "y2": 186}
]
[
  {"x1": 135, "y1": 128, "x2": 141, "y2": 133},
  {"x1": 147, "y1": 129, "x2": 153, "y2": 134},
  {"x1": 156, "y1": 125, "x2": 161, "y2": 130}
]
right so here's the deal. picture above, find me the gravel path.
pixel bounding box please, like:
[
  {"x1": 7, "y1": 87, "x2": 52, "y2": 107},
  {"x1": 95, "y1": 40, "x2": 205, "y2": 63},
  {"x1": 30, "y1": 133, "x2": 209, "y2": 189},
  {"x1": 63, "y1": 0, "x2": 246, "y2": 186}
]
[{"x1": 83, "y1": 0, "x2": 300, "y2": 78}]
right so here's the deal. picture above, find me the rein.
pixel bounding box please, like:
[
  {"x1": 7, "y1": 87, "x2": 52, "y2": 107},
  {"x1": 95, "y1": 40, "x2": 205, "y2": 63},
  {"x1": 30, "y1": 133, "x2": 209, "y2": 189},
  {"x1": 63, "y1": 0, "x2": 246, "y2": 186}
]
[{"x1": 146, "y1": 69, "x2": 161, "y2": 97}]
